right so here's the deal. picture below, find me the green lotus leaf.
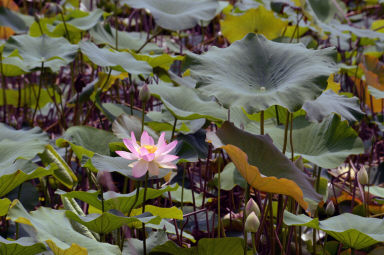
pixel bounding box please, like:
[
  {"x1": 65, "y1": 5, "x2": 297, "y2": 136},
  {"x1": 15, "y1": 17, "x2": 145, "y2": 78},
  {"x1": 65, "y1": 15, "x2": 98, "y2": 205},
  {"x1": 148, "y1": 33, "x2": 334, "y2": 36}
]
[
  {"x1": 3, "y1": 34, "x2": 78, "y2": 72},
  {"x1": 186, "y1": 33, "x2": 336, "y2": 113},
  {"x1": 208, "y1": 121, "x2": 322, "y2": 203},
  {"x1": 165, "y1": 185, "x2": 208, "y2": 207},
  {"x1": 149, "y1": 82, "x2": 227, "y2": 121},
  {"x1": 123, "y1": 230, "x2": 168, "y2": 254},
  {"x1": 246, "y1": 114, "x2": 364, "y2": 169},
  {"x1": 0, "y1": 7, "x2": 30, "y2": 33},
  {"x1": 302, "y1": 90, "x2": 364, "y2": 122},
  {"x1": 213, "y1": 162, "x2": 247, "y2": 191},
  {"x1": 151, "y1": 237, "x2": 244, "y2": 255},
  {"x1": 0, "y1": 160, "x2": 53, "y2": 197},
  {"x1": 0, "y1": 236, "x2": 46, "y2": 255},
  {"x1": 0, "y1": 198, "x2": 11, "y2": 216},
  {"x1": 130, "y1": 205, "x2": 183, "y2": 220},
  {"x1": 90, "y1": 23, "x2": 162, "y2": 53},
  {"x1": 56, "y1": 184, "x2": 178, "y2": 214},
  {"x1": 284, "y1": 211, "x2": 384, "y2": 249},
  {"x1": 0, "y1": 123, "x2": 49, "y2": 169},
  {"x1": 62, "y1": 126, "x2": 120, "y2": 155},
  {"x1": 146, "y1": 219, "x2": 195, "y2": 242},
  {"x1": 112, "y1": 114, "x2": 159, "y2": 140},
  {"x1": 0, "y1": 56, "x2": 28, "y2": 76},
  {"x1": 79, "y1": 41, "x2": 152, "y2": 75},
  {"x1": 121, "y1": 0, "x2": 218, "y2": 31},
  {"x1": 368, "y1": 85, "x2": 384, "y2": 99},
  {"x1": 65, "y1": 211, "x2": 160, "y2": 234},
  {"x1": 101, "y1": 102, "x2": 144, "y2": 121},
  {"x1": 8, "y1": 201, "x2": 121, "y2": 255}
]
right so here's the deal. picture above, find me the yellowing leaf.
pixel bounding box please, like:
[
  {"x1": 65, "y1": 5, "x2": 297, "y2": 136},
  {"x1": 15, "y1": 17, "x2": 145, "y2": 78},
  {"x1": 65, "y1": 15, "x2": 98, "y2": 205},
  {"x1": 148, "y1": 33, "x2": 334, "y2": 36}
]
[
  {"x1": 354, "y1": 76, "x2": 383, "y2": 113},
  {"x1": 131, "y1": 205, "x2": 183, "y2": 220},
  {"x1": 222, "y1": 144, "x2": 308, "y2": 210},
  {"x1": 220, "y1": 6, "x2": 288, "y2": 43},
  {"x1": 371, "y1": 19, "x2": 384, "y2": 33},
  {"x1": 129, "y1": 52, "x2": 184, "y2": 70},
  {"x1": 46, "y1": 240, "x2": 88, "y2": 255},
  {"x1": 0, "y1": 198, "x2": 11, "y2": 216},
  {"x1": 14, "y1": 216, "x2": 33, "y2": 226},
  {"x1": 326, "y1": 74, "x2": 341, "y2": 93}
]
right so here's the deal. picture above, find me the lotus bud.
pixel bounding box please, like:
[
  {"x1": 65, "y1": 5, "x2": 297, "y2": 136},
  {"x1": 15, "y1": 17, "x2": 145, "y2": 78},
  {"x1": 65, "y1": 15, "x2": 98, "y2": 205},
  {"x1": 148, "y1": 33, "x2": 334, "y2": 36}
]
[
  {"x1": 357, "y1": 166, "x2": 369, "y2": 185},
  {"x1": 245, "y1": 198, "x2": 261, "y2": 218},
  {"x1": 139, "y1": 84, "x2": 151, "y2": 103},
  {"x1": 244, "y1": 212, "x2": 260, "y2": 233},
  {"x1": 325, "y1": 201, "x2": 335, "y2": 216}
]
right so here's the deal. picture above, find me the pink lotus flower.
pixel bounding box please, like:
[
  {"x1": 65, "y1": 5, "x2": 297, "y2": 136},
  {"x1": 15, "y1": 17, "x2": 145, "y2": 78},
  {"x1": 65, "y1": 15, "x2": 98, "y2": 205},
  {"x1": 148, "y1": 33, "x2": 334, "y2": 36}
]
[{"x1": 116, "y1": 131, "x2": 179, "y2": 178}]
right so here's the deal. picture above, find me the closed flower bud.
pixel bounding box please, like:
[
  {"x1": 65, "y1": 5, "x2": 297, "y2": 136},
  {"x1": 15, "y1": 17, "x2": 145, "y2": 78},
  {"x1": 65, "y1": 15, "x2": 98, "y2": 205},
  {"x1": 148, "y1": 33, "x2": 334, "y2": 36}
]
[
  {"x1": 245, "y1": 198, "x2": 260, "y2": 218},
  {"x1": 325, "y1": 201, "x2": 335, "y2": 216},
  {"x1": 245, "y1": 212, "x2": 260, "y2": 233},
  {"x1": 357, "y1": 166, "x2": 369, "y2": 185},
  {"x1": 139, "y1": 84, "x2": 151, "y2": 103}
]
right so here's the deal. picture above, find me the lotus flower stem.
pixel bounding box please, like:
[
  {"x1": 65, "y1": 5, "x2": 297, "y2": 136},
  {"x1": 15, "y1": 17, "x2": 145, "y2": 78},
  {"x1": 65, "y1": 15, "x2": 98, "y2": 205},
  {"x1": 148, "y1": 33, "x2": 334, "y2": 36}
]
[
  {"x1": 142, "y1": 172, "x2": 149, "y2": 255},
  {"x1": 217, "y1": 156, "x2": 222, "y2": 238},
  {"x1": 141, "y1": 102, "x2": 146, "y2": 133},
  {"x1": 171, "y1": 117, "x2": 177, "y2": 140},
  {"x1": 127, "y1": 181, "x2": 140, "y2": 217},
  {"x1": 59, "y1": 12, "x2": 71, "y2": 42},
  {"x1": 31, "y1": 61, "x2": 44, "y2": 124},
  {"x1": 260, "y1": 111, "x2": 264, "y2": 135},
  {"x1": 251, "y1": 233, "x2": 257, "y2": 254},
  {"x1": 0, "y1": 52, "x2": 7, "y2": 123},
  {"x1": 114, "y1": 0, "x2": 119, "y2": 50},
  {"x1": 282, "y1": 110, "x2": 290, "y2": 154}
]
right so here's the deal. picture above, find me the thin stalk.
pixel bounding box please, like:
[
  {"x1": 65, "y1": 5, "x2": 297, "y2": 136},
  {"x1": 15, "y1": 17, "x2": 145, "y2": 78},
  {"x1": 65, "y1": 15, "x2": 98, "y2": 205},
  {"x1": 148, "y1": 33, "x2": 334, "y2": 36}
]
[
  {"x1": 243, "y1": 184, "x2": 250, "y2": 255},
  {"x1": 60, "y1": 12, "x2": 71, "y2": 42},
  {"x1": 136, "y1": 28, "x2": 163, "y2": 53},
  {"x1": 141, "y1": 102, "x2": 146, "y2": 134},
  {"x1": 31, "y1": 61, "x2": 44, "y2": 124},
  {"x1": 142, "y1": 172, "x2": 149, "y2": 255},
  {"x1": 127, "y1": 181, "x2": 140, "y2": 216},
  {"x1": 282, "y1": 110, "x2": 290, "y2": 154},
  {"x1": 269, "y1": 194, "x2": 275, "y2": 255},
  {"x1": 275, "y1": 106, "x2": 280, "y2": 125},
  {"x1": 251, "y1": 233, "x2": 257, "y2": 254},
  {"x1": 171, "y1": 116, "x2": 177, "y2": 141},
  {"x1": 114, "y1": 0, "x2": 119, "y2": 50},
  {"x1": 217, "y1": 157, "x2": 222, "y2": 238},
  {"x1": 15, "y1": 183, "x2": 23, "y2": 239},
  {"x1": 289, "y1": 113, "x2": 294, "y2": 161},
  {"x1": 260, "y1": 110, "x2": 264, "y2": 135},
  {"x1": 315, "y1": 167, "x2": 321, "y2": 193},
  {"x1": 0, "y1": 52, "x2": 7, "y2": 123}
]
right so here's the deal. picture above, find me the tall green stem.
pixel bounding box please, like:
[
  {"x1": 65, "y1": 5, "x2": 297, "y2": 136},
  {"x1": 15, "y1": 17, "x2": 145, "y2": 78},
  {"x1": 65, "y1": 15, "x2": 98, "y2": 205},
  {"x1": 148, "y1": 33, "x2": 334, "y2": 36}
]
[
  {"x1": 171, "y1": 117, "x2": 178, "y2": 141},
  {"x1": 31, "y1": 61, "x2": 44, "y2": 124},
  {"x1": 217, "y1": 156, "x2": 222, "y2": 238},
  {"x1": 141, "y1": 102, "x2": 146, "y2": 133},
  {"x1": 0, "y1": 52, "x2": 7, "y2": 123},
  {"x1": 260, "y1": 110, "x2": 264, "y2": 135},
  {"x1": 282, "y1": 110, "x2": 290, "y2": 154},
  {"x1": 142, "y1": 172, "x2": 149, "y2": 255}
]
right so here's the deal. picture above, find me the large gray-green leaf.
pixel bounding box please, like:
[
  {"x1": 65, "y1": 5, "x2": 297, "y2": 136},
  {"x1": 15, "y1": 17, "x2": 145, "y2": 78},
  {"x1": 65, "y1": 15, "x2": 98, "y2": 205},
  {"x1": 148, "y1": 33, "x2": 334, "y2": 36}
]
[
  {"x1": 57, "y1": 184, "x2": 178, "y2": 214},
  {"x1": 149, "y1": 82, "x2": 227, "y2": 121},
  {"x1": 65, "y1": 211, "x2": 160, "y2": 234},
  {"x1": 121, "y1": 0, "x2": 218, "y2": 31},
  {"x1": 90, "y1": 23, "x2": 162, "y2": 53},
  {"x1": 79, "y1": 41, "x2": 152, "y2": 75},
  {"x1": 284, "y1": 211, "x2": 384, "y2": 249},
  {"x1": 0, "y1": 7, "x2": 30, "y2": 33},
  {"x1": 123, "y1": 230, "x2": 168, "y2": 255},
  {"x1": 246, "y1": 114, "x2": 364, "y2": 168},
  {"x1": 302, "y1": 90, "x2": 364, "y2": 122},
  {"x1": 112, "y1": 114, "x2": 159, "y2": 140},
  {"x1": 0, "y1": 123, "x2": 49, "y2": 169},
  {"x1": 0, "y1": 236, "x2": 46, "y2": 255},
  {"x1": 3, "y1": 34, "x2": 78, "y2": 72},
  {"x1": 208, "y1": 121, "x2": 322, "y2": 202},
  {"x1": 62, "y1": 126, "x2": 120, "y2": 155},
  {"x1": 187, "y1": 33, "x2": 336, "y2": 113},
  {"x1": 8, "y1": 202, "x2": 121, "y2": 255},
  {"x1": 213, "y1": 162, "x2": 247, "y2": 191}
]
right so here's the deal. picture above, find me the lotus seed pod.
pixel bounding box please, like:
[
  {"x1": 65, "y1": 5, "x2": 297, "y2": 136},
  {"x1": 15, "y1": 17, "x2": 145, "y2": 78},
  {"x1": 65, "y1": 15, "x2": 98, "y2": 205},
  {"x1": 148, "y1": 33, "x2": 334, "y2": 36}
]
[
  {"x1": 139, "y1": 84, "x2": 151, "y2": 103},
  {"x1": 357, "y1": 166, "x2": 369, "y2": 185},
  {"x1": 245, "y1": 198, "x2": 261, "y2": 218},
  {"x1": 244, "y1": 212, "x2": 260, "y2": 233},
  {"x1": 325, "y1": 201, "x2": 335, "y2": 216}
]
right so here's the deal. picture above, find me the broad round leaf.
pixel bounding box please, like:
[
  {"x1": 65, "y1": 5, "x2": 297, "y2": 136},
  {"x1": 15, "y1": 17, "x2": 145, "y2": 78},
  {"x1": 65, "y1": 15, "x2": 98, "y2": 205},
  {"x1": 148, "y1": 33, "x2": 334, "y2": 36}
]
[
  {"x1": 3, "y1": 34, "x2": 78, "y2": 71},
  {"x1": 187, "y1": 33, "x2": 336, "y2": 113},
  {"x1": 0, "y1": 236, "x2": 46, "y2": 255},
  {"x1": 302, "y1": 90, "x2": 364, "y2": 122},
  {"x1": 284, "y1": 211, "x2": 384, "y2": 249},
  {"x1": 122, "y1": 0, "x2": 218, "y2": 31}
]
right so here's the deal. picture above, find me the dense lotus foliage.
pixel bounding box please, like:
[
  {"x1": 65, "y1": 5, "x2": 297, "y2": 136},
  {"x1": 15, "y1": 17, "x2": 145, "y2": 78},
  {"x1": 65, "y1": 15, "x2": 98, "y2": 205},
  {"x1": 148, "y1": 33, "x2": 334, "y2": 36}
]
[{"x1": 0, "y1": 0, "x2": 384, "y2": 254}]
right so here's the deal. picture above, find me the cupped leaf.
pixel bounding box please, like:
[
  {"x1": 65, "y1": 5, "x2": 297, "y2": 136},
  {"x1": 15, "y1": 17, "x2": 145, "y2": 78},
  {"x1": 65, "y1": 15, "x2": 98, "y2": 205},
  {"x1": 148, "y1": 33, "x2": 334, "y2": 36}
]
[
  {"x1": 8, "y1": 201, "x2": 121, "y2": 255},
  {"x1": 302, "y1": 90, "x2": 364, "y2": 122},
  {"x1": 57, "y1": 184, "x2": 178, "y2": 214},
  {"x1": 208, "y1": 121, "x2": 322, "y2": 203},
  {"x1": 187, "y1": 33, "x2": 336, "y2": 113},
  {"x1": 79, "y1": 41, "x2": 152, "y2": 75},
  {"x1": 220, "y1": 6, "x2": 288, "y2": 43},
  {"x1": 223, "y1": 144, "x2": 308, "y2": 209},
  {"x1": 246, "y1": 114, "x2": 364, "y2": 169},
  {"x1": 284, "y1": 211, "x2": 384, "y2": 249},
  {"x1": 3, "y1": 34, "x2": 78, "y2": 71},
  {"x1": 0, "y1": 160, "x2": 53, "y2": 197},
  {"x1": 0, "y1": 236, "x2": 46, "y2": 255},
  {"x1": 65, "y1": 211, "x2": 160, "y2": 234},
  {"x1": 122, "y1": 0, "x2": 218, "y2": 31},
  {"x1": 149, "y1": 82, "x2": 227, "y2": 121},
  {"x1": 90, "y1": 23, "x2": 162, "y2": 53}
]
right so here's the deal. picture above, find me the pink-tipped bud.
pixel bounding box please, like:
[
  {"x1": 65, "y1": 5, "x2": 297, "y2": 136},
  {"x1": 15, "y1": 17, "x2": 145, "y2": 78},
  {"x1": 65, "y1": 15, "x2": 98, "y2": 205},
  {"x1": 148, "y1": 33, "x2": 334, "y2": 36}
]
[
  {"x1": 139, "y1": 84, "x2": 151, "y2": 103},
  {"x1": 325, "y1": 201, "x2": 335, "y2": 216},
  {"x1": 357, "y1": 166, "x2": 369, "y2": 185},
  {"x1": 245, "y1": 212, "x2": 260, "y2": 233},
  {"x1": 245, "y1": 198, "x2": 260, "y2": 218}
]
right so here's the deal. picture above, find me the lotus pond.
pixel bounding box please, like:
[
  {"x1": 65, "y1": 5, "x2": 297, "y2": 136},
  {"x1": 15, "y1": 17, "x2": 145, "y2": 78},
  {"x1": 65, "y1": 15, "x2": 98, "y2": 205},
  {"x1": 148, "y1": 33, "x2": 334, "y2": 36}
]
[{"x1": 0, "y1": 0, "x2": 384, "y2": 254}]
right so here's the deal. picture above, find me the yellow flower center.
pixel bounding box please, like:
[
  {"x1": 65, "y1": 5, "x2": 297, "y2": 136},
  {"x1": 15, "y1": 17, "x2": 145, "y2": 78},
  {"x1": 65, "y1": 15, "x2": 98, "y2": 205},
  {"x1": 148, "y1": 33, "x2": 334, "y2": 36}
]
[{"x1": 142, "y1": 145, "x2": 157, "y2": 154}]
